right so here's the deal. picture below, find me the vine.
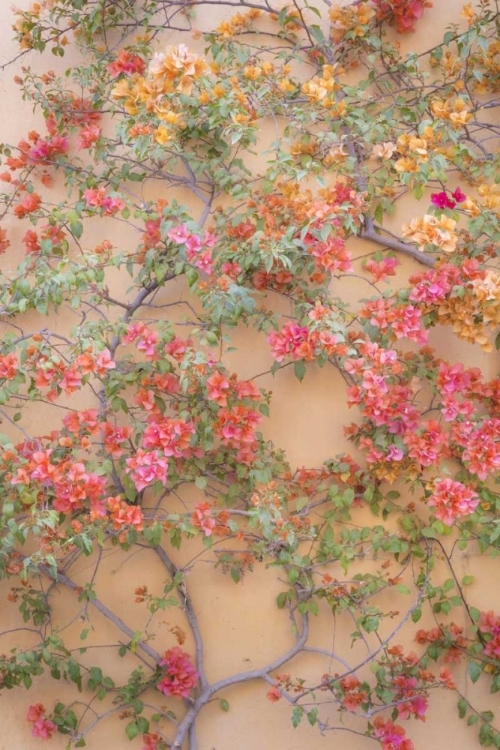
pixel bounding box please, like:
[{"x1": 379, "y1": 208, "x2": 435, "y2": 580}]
[{"x1": 0, "y1": 1, "x2": 500, "y2": 749}]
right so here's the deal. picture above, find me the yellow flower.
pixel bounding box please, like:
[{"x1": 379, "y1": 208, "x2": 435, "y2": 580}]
[
  {"x1": 302, "y1": 80, "x2": 328, "y2": 103},
  {"x1": 402, "y1": 214, "x2": 458, "y2": 254},
  {"x1": 244, "y1": 66, "x2": 262, "y2": 80},
  {"x1": 461, "y1": 198, "x2": 480, "y2": 216},
  {"x1": 148, "y1": 44, "x2": 208, "y2": 95},
  {"x1": 278, "y1": 78, "x2": 295, "y2": 93},
  {"x1": 111, "y1": 78, "x2": 135, "y2": 101},
  {"x1": 212, "y1": 84, "x2": 226, "y2": 98},
  {"x1": 154, "y1": 126, "x2": 171, "y2": 145},
  {"x1": 431, "y1": 97, "x2": 472, "y2": 128},
  {"x1": 460, "y1": 4, "x2": 475, "y2": 24},
  {"x1": 394, "y1": 157, "x2": 420, "y2": 173},
  {"x1": 472, "y1": 271, "x2": 500, "y2": 302},
  {"x1": 156, "y1": 110, "x2": 185, "y2": 128},
  {"x1": 408, "y1": 137, "x2": 428, "y2": 158},
  {"x1": 198, "y1": 91, "x2": 212, "y2": 105}
]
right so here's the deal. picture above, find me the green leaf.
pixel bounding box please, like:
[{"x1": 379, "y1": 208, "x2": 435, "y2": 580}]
[
  {"x1": 292, "y1": 706, "x2": 304, "y2": 728},
  {"x1": 307, "y1": 708, "x2": 318, "y2": 726},
  {"x1": 411, "y1": 607, "x2": 422, "y2": 623},
  {"x1": 421, "y1": 527, "x2": 437, "y2": 539},
  {"x1": 276, "y1": 592, "x2": 288, "y2": 609},
  {"x1": 125, "y1": 722, "x2": 139, "y2": 740},
  {"x1": 219, "y1": 699, "x2": 230, "y2": 712},
  {"x1": 469, "y1": 607, "x2": 481, "y2": 623},
  {"x1": 362, "y1": 615, "x2": 380, "y2": 633},
  {"x1": 468, "y1": 661, "x2": 482, "y2": 684},
  {"x1": 457, "y1": 698, "x2": 468, "y2": 719},
  {"x1": 293, "y1": 360, "x2": 306, "y2": 382},
  {"x1": 70, "y1": 221, "x2": 83, "y2": 240},
  {"x1": 137, "y1": 717, "x2": 149, "y2": 734},
  {"x1": 287, "y1": 567, "x2": 299, "y2": 584}
]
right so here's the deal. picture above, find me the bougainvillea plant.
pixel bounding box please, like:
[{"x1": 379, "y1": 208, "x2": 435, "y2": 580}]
[{"x1": 1, "y1": 0, "x2": 500, "y2": 748}]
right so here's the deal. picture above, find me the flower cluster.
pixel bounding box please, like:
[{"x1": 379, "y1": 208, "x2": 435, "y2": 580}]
[
  {"x1": 402, "y1": 214, "x2": 458, "y2": 254},
  {"x1": 27, "y1": 704, "x2": 57, "y2": 740},
  {"x1": 157, "y1": 647, "x2": 199, "y2": 698},
  {"x1": 83, "y1": 188, "x2": 125, "y2": 216},
  {"x1": 426, "y1": 478, "x2": 479, "y2": 526},
  {"x1": 479, "y1": 611, "x2": 500, "y2": 659},
  {"x1": 328, "y1": 3, "x2": 375, "y2": 44},
  {"x1": 373, "y1": 0, "x2": 431, "y2": 33},
  {"x1": 409, "y1": 262, "x2": 500, "y2": 351},
  {"x1": 430, "y1": 187, "x2": 466, "y2": 210},
  {"x1": 373, "y1": 716, "x2": 414, "y2": 750}
]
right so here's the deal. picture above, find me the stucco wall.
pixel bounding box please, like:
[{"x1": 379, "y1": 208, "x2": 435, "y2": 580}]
[{"x1": 0, "y1": 1, "x2": 498, "y2": 749}]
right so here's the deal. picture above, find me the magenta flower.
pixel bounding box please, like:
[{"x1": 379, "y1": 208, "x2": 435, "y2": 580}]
[
  {"x1": 451, "y1": 187, "x2": 466, "y2": 203},
  {"x1": 431, "y1": 187, "x2": 466, "y2": 209},
  {"x1": 430, "y1": 191, "x2": 456, "y2": 209}
]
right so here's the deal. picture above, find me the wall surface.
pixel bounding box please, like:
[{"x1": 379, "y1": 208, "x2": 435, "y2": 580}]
[{"x1": 0, "y1": 1, "x2": 499, "y2": 750}]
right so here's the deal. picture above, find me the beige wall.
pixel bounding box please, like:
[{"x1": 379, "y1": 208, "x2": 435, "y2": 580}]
[{"x1": 0, "y1": 2, "x2": 498, "y2": 749}]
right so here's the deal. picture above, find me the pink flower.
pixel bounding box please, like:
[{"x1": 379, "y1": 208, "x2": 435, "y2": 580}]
[
  {"x1": 102, "y1": 195, "x2": 125, "y2": 215},
  {"x1": 84, "y1": 188, "x2": 124, "y2": 214},
  {"x1": 125, "y1": 449, "x2": 169, "y2": 491},
  {"x1": 142, "y1": 418, "x2": 195, "y2": 457},
  {"x1": 365, "y1": 256, "x2": 400, "y2": 282},
  {"x1": 27, "y1": 704, "x2": 57, "y2": 741},
  {"x1": 405, "y1": 421, "x2": 447, "y2": 467},
  {"x1": 78, "y1": 125, "x2": 101, "y2": 150},
  {"x1": 165, "y1": 336, "x2": 193, "y2": 361},
  {"x1": 267, "y1": 322, "x2": 312, "y2": 362},
  {"x1": 137, "y1": 330, "x2": 159, "y2": 358},
  {"x1": 123, "y1": 322, "x2": 145, "y2": 343},
  {"x1": 206, "y1": 371, "x2": 230, "y2": 406},
  {"x1": 28, "y1": 135, "x2": 69, "y2": 165},
  {"x1": 460, "y1": 419, "x2": 500, "y2": 479},
  {"x1": 167, "y1": 224, "x2": 189, "y2": 244},
  {"x1": 157, "y1": 647, "x2": 198, "y2": 698},
  {"x1": 387, "y1": 445, "x2": 404, "y2": 461},
  {"x1": 142, "y1": 733, "x2": 162, "y2": 750},
  {"x1": 203, "y1": 230, "x2": 217, "y2": 248},
  {"x1": 373, "y1": 716, "x2": 414, "y2": 750},
  {"x1": 95, "y1": 349, "x2": 116, "y2": 375},
  {"x1": 185, "y1": 234, "x2": 202, "y2": 254},
  {"x1": 59, "y1": 367, "x2": 83, "y2": 393},
  {"x1": 107, "y1": 50, "x2": 146, "y2": 78},
  {"x1": 392, "y1": 305, "x2": 427, "y2": 344},
  {"x1": 437, "y1": 362, "x2": 470, "y2": 395},
  {"x1": 266, "y1": 686, "x2": 282, "y2": 702},
  {"x1": 192, "y1": 502, "x2": 216, "y2": 537},
  {"x1": 195, "y1": 250, "x2": 213, "y2": 275},
  {"x1": 427, "y1": 478, "x2": 479, "y2": 526},
  {"x1": 27, "y1": 704, "x2": 46, "y2": 723},
  {"x1": 221, "y1": 261, "x2": 241, "y2": 278},
  {"x1": 108, "y1": 496, "x2": 144, "y2": 530},
  {"x1": 84, "y1": 187, "x2": 106, "y2": 207}
]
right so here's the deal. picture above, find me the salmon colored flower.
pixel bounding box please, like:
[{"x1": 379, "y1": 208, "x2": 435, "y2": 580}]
[{"x1": 157, "y1": 647, "x2": 198, "y2": 698}]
